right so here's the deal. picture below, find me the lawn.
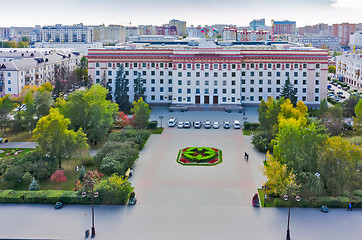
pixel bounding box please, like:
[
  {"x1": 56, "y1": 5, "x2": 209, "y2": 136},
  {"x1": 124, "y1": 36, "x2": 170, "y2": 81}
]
[
  {"x1": 258, "y1": 188, "x2": 276, "y2": 207},
  {"x1": 242, "y1": 129, "x2": 260, "y2": 136},
  {"x1": 0, "y1": 148, "x2": 34, "y2": 158},
  {"x1": 0, "y1": 128, "x2": 34, "y2": 142},
  {"x1": 150, "y1": 128, "x2": 164, "y2": 134}
]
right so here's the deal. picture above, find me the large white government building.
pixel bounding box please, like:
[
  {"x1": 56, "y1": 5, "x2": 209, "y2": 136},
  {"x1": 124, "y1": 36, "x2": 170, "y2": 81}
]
[{"x1": 87, "y1": 43, "x2": 329, "y2": 107}]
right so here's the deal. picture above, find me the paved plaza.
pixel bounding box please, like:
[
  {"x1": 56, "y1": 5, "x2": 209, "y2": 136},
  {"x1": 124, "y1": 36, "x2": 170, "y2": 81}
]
[{"x1": 0, "y1": 107, "x2": 361, "y2": 239}]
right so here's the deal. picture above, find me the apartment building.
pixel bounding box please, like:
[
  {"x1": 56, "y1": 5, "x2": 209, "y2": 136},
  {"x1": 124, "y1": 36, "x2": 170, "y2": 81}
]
[
  {"x1": 42, "y1": 23, "x2": 94, "y2": 43},
  {"x1": 336, "y1": 54, "x2": 362, "y2": 89},
  {"x1": 332, "y1": 23, "x2": 356, "y2": 46},
  {"x1": 87, "y1": 45, "x2": 329, "y2": 107},
  {"x1": 0, "y1": 52, "x2": 81, "y2": 97}
]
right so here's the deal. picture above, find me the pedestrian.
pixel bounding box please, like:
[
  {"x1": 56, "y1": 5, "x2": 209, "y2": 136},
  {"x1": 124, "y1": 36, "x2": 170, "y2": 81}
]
[
  {"x1": 243, "y1": 111, "x2": 245, "y2": 116},
  {"x1": 348, "y1": 202, "x2": 352, "y2": 211}
]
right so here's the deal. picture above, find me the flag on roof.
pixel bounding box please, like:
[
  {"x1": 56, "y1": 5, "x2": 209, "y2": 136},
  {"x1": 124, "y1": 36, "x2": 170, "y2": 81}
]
[
  {"x1": 212, "y1": 28, "x2": 218, "y2": 33},
  {"x1": 200, "y1": 28, "x2": 205, "y2": 33}
]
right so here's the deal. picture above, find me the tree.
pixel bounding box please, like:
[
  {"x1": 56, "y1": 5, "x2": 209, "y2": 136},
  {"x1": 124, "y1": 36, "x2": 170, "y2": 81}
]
[
  {"x1": 59, "y1": 84, "x2": 118, "y2": 143},
  {"x1": 33, "y1": 108, "x2": 88, "y2": 168},
  {"x1": 318, "y1": 136, "x2": 362, "y2": 195},
  {"x1": 342, "y1": 94, "x2": 361, "y2": 117},
  {"x1": 17, "y1": 41, "x2": 28, "y2": 48},
  {"x1": 354, "y1": 99, "x2": 362, "y2": 133},
  {"x1": 114, "y1": 65, "x2": 130, "y2": 111},
  {"x1": 280, "y1": 77, "x2": 297, "y2": 105},
  {"x1": 21, "y1": 36, "x2": 30, "y2": 42},
  {"x1": 97, "y1": 174, "x2": 134, "y2": 204},
  {"x1": 319, "y1": 104, "x2": 344, "y2": 136},
  {"x1": 131, "y1": 97, "x2": 151, "y2": 129},
  {"x1": 75, "y1": 56, "x2": 89, "y2": 87},
  {"x1": 29, "y1": 179, "x2": 40, "y2": 191},
  {"x1": 263, "y1": 153, "x2": 298, "y2": 196},
  {"x1": 328, "y1": 65, "x2": 336, "y2": 74},
  {"x1": 0, "y1": 95, "x2": 15, "y2": 136},
  {"x1": 50, "y1": 170, "x2": 67, "y2": 189},
  {"x1": 133, "y1": 73, "x2": 146, "y2": 102}
]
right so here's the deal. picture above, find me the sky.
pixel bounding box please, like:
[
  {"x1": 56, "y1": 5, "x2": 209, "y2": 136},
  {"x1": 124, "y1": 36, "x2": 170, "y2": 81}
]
[{"x1": 1, "y1": 0, "x2": 361, "y2": 27}]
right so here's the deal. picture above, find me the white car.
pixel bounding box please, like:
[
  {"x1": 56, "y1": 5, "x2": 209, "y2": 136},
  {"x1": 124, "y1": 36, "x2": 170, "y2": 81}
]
[
  {"x1": 223, "y1": 121, "x2": 230, "y2": 129},
  {"x1": 183, "y1": 121, "x2": 191, "y2": 128},
  {"x1": 194, "y1": 121, "x2": 202, "y2": 128},
  {"x1": 213, "y1": 121, "x2": 220, "y2": 129},
  {"x1": 233, "y1": 120, "x2": 241, "y2": 129},
  {"x1": 204, "y1": 120, "x2": 212, "y2": 129},
  {"x1": 178, "y1": 121, "x2": 184, "y2": 128},
  {"x1": 168, "y1": 117, "x2": 177, "y2": 127}
]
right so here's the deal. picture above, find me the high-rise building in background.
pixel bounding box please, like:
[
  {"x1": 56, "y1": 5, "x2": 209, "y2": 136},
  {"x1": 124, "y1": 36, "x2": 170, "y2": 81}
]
[
  {"x1": 42, "y1": 23, "x2": 94, "y2": 43},
  {"x1": 93, "y1": 25, "x2": 127, "y2": 42},
  {"x1": 249, "y1": 19, "x2": 266, "y2": 31},
  {"x1": 332, "y1": 23, "x2": 356, "y2": 46},
  {"x1": 349, "y1": 31, "x2": 362, "y2": 48},
  {"x1": 169, "y1": 19, "x2": 186, "y2": 36},
  {"x1": 274, "y1": 20, "x2": 296, "y2": 35}
]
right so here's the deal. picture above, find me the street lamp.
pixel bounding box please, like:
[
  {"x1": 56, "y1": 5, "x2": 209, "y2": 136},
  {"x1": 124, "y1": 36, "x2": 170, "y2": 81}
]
[
  {"x1": 159, "y1": 116, "x2": 164, "y2": 128},
  {"x1": 82, "y1": 180, "x2": 98, "y2": 238},
  {"x1": 262, "y1": 185, "x2": 269, "y2": 207},
  {"x1": 284, "y1": 186, "x2": 301, "y2": 240},
  {"x1": 74, "y1": 166, "x2": 79, "y2": 185}
]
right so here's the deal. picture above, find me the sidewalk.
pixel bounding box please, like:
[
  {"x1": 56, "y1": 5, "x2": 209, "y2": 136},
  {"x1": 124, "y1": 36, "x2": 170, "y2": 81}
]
[{"x1": 0, "y1": 142, "x2": 37, "y2": 148}]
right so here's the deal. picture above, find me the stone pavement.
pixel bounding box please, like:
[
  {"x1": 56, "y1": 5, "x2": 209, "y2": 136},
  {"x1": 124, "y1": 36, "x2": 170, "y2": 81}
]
[{"x1": 0, "y1": 141, "x2": 37, "y2": 149}]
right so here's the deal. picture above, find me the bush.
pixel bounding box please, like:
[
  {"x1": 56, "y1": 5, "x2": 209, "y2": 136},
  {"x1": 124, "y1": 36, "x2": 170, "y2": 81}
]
[
  {"x1": 21, "y1": 172, "x2": 33, "y2": 185},
  {"x1": 148, "y1": 121, "x2": 158, "y2": 129},
  {"x1": 97, "y1": 175, "x2": 134, "y2": 205},
  {"x1": 100, "y1": 157, "x2": 125, "y2": 176},
  {"x1": 341, "y1": 190, "x2": 350, "y2": 197},
  {"x1": 29, "y1": 179, "x2": 40, "y2": 191},
  {"x1": 244, "y1": 122, "x2": 260, "y2": 130},
  {"x1": 80, "y1": 156, "x2": 94, "y2": 167},
  {"x1": 353, "y1": 190, "x2": 362, "y2": 197}
]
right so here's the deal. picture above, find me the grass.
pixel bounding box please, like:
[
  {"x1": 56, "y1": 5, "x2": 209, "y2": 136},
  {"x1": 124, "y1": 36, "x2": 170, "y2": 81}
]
[
  {"x1": 242, "y1": 129, "x2": 260, "y2": 136},
  {"x1": 149, "y1": 128, "x2": 164, "y2": 134},
  {"x1": 0, "y1": 128, "x2": 34, "y2": 142},
  {"x1": 0, "y1": 148, "x2": 34, "y2": 158},
  {"x1": 258, "y1": 188, "x2": 276, "y2": 207}
]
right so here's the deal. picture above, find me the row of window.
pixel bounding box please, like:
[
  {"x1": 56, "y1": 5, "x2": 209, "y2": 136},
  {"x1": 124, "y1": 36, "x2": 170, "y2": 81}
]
[
  {"x1": 242, "y1": 87, "x2": 320, "y2": 93},
  {"x1": 242, "y1": 79, "x2": 320, "y2": 85},
  {"x1": 96, "y1": 62, "x2": 321, "y2": 70}
]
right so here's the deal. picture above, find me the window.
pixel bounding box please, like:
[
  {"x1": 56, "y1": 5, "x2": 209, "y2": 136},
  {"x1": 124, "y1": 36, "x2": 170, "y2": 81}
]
[
  {"x1": 303, "y1": 63, "x2": 307, "y2": 68},
  {"x1": 187, "y1": 97, "x2": 191, "y2": 102},
  {"x1": 302, "y1": 88, "x2": 306, "y2": 93},
  {"x1": 316, "y1": 64, "x2": 320, "y2": 69},
  {"x1": 168, "y1": 79, "x2": 172, "y2": 84},
  {"x1": 125, "y1": 63, "x2": 129, "y2": 67},
  {"x1": 222, "y1": 64, "x2": 227, "y2": 69},
  {"x1": 196, "y1": 63, "x2": 200, "y2": 69},
  {"x1": 196, "y1": 89, "x2": 200, "y2": 94},
  {"x1": 231, "y1": 89, "x2": 236, "y2": 94},
  {"x1": 276, "y1": 72, "x2": 280, "y2": 77},
  {"x1": 151, "y1": 71, "x2": 155, "y2": 76},
  {"x1": 241, "y1": 88, "x2": 245, "y2": 92},
  {"x1": 168, "y1": 71, "x2": 172, "y2": 76},
  {"x1": 214, "y1": 80, "x2": 218, "y2": 86},
  {"x1": 315, "y1": 88, "x2": 319, "y2": 93},
  {"x1": 134, "y1": 71, "x2": 138, "y2": 76},
  {"x1": 268, "y1": 88, "x2": 271, "y2": 93},
  {"x1": 250, "y1": 72, "x2": 254, "y2": 77},
  {"x1": 160, "y1": 79, "x2": 164, "y2": 84},
  {"x1": 196, "y1": 80, "x2": 200, "y2": 85},
  {"x1": 231, "y1": 72, "x2": 236, "y2": 77},
  {"x1": 276, "y1": 88, "x2": 280, "y2": 93},
  {"x1": 178, "y1": 89, "x2": 182, "y2": 93},
  {"x1": 231, "y1": 97, "x2": 235, "y2": 102},
  {"x1": 242, "y1": 63, "x2": 246, "y2": 68},
  {"x1": 315, "y1": 96, "x2": 319, "y2": 101},
  {"x1": 178, "y1": 63, "x2": 182, "y2": 69},
  {"x1": 205, "y1": 89, "x2": 209, "y2": 94},
  {"x1": 168, "y1": 87, "x2": 172, "y2": 92},
  {"x1": 302, "y1": 96, "x2": 306, "y2": 101},
  {"x1": 294, "y1": 80, "x2": 298, "y2": 84},
  {"x1": 250, "y1": 63, "x2": 255, "y2": 68},
  {"x1": 277, "y1": 63, "x2": 281, "y2": 68},
  {"x1": 205, "y1": 72, "x2": 209, "y2": 77},
  {"x1": 268, "y1": 72, "x2": 272, "y2": 77},
  {"x1": 187, "y1": 63, "x2": 192, "y2": 69},
  {"x1": 160, "y1": 71, "x2": 164, "y2": 76},
  {"x1": 303, "y1": 80, "x2": 307, "y2": 85},
  {"x1": 8, "y1": 88, "x2": 11, "y2": 92},
  {"x1": 268, "y1": 79, "x2": 272, "y2": 85},
  {"x1": 151, "y1": 87, "x2": 155, "y2": 92},
  {"x1": 250, "y1": 79, "x2": 254, "y2": 84},
  {"x1": 285, "y1": 72, "x2": 289, "y2": 77},
  {"x1": 268, "y1": 63, "x2": 272, "y2": 68},
  {"x1": 294, "y1": 72, "x2": 298, "y2": 77},
  {"x1": 223, "y1": 97, "x2": 226, "y2": 102},
  {"x1": 286, "y1": 63, "x2": 290, "y2": 69},
  {"x1": 168, "y1": 63, "x2": 172, "y2": 68},
  {"x1": 142, "y1": 63, "x2": 147, "y2": 68},
  {"x1": 241, "y1": 96, "x2": 245, "y2": 101},
  {"x1": 232, "y1": 80, "x2": 235, "y2": 85},
  {"x1": 134, "y1": 63, "x2": 138, "y2": 68},
  {"x1": 213, "y1": 64, "x2": 218, "y2": 69},
  {"x1": 160, "y1": 87, "x2": 164, "y2": 92},
  {"x1": 187, "y1": 88, "x2": 191, "y2": 94},
  {"x1": 223, "y1": 80, "x2": 227, "y2": 85},
  {"x1": 196, "y1": 72, "x2": 200, "y2": 77},
  {"x1": 205, "y1": 64, "x2": 209, "y2": 69},
  {"x1": 259, "y1": 63, "x2": 263, "y2": 68},
  {"x1": 178, "y1": 72, "x2": 182, "y2": 77},
  {"x1": 294, "y1": 63, "x2": 298, "y2": 68},
  {"x1": 250, "y1": 88, "x2": 254, "y2": 92},
  {"x1": 223, "y1": 89, "x2": 227, "y2": 94},
  {"x1": 151, "y1": 63, "x2": 155, "y2": 68},
  {"x1": 151, "y1": 79, "x2": 155, "y2": 84},
  {"x1": 96, "y1": 71, "x2": 100, "y2": 76},
  {"x1": 259, "y1": 79, "x2": 263, "y2": 84},
  {"x1": 178, "y1": 97, "x2": 182, "y2": 102},
  {"x1": 214, "y1": 89, "x2": 218, "y2": 94},
  {"x1": 241, "y1": 71, "x2": 246, "y2": 76},
  {"x1": 187, "y1": 72, "x2": 191, "y2": 77},
  {"x1": 250, "y1": 96, "x2": 254, "y2": 101},
  {"x1": 315, "y1": 80, "x2": 319, "y2": 85},
  {"x1": 294, "y1": 88, "x2": 298, "y2": 93},
  {"x1": 159, "y1": 63, "x2": 164, "y2": 68},
  {"x1": 303, "y1": 72, "x2": 307, "y2": 77},
  {"x1": 96, "y1": 63, "x2": 100, "y2": 67},
  {"x1": 205, "y1": 80, "x2": 209, "y2": 85},
  {"x1": 223, "y1": 72, "x2": 227, "y2": 77},
  {"x1": 8, "y1": 80, "x2": 11, "y2": 84},
  {"x1": 232, "y1": 64, "x2": 236, "y2": 69},
  {"x1": 277, "y1": 79, "x2": 280, "y2": 84},
  {"x1": 259, "y1": 88, "x2": 263, "y2": 93},
  {"x1": 160, "y1": 96, "x2": 164, "y2": 100},
  {"x1": 178, "y1": 80, "x2": 182, "y2": 85},
  {"x1": 316, "y1": 72, "x2": 320, "y2": 77},
  {"x1": 241, "y1": 79, "x2": 245, "y2": 84},
  {"x1": 187, "y1": 80, "x2": 191, "y2": 85},
  {"x1": 125, "y1": 71, "x2": 129, "y2": 76},
  {"x1": 259, "y1": 71, "x2": 263, "y2": 77},
  {"x1": 259, "y1": 96, "x2": 263, "y2": 101},
  {"x1": 214, "y1": 72, "x2": 218, "y2": 77},
  {"x1": 142, "y1": 71, "x2": 146, "y2": 76}
]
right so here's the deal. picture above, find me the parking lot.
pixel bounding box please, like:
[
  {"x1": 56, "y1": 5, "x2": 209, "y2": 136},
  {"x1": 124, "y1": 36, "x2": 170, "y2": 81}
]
[{"x1": 328, "y1": 81, "x2": 350, "y2": 102}]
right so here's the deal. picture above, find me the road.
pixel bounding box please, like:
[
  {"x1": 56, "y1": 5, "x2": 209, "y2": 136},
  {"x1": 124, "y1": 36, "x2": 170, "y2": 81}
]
[{"x1": 0, "y1": 107, "x2": 360, "y2": 240}]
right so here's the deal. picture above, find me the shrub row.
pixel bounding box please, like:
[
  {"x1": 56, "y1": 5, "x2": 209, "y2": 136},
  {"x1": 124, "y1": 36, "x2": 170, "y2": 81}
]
[
  {"x1": 244, "y1": 122, "x2": 260, "y2": 130},
  {"x1": 274, "y1": 196, "x2": 362, "y2": 208},
  {"x1": 0, "y1": 190, "x2": 128, "y2": 205},
  {"x1": 182, "y1": 147, "x2": 216, "y2": 162}
]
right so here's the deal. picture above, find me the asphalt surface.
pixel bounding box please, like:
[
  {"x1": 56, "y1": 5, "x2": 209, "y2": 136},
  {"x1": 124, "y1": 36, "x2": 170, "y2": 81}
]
[{"x1": 0, "y1": 107, "x2": 361, "y2": 240}]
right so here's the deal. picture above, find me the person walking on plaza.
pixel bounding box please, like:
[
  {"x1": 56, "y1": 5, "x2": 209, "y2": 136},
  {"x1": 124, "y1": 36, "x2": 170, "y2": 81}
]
[{"x1": 348, "y1": 202, "x2": 352, "y2": 211}]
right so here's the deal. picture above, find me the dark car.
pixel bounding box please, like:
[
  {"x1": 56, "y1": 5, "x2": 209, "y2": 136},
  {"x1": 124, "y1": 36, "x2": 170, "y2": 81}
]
[{"x1": 223, "y1": 121, "x2": 230, "y2": 129}]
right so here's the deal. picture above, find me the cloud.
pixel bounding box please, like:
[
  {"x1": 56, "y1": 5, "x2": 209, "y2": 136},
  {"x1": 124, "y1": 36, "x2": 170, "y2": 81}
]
[{"x1": 332, "y1": 0, "x2": 362, "y2": 8}]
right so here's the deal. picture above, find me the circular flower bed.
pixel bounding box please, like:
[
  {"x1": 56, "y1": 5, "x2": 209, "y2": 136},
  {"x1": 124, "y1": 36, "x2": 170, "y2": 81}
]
[{"x1": 177, "y1": 147, "x2": 222, "y2": 166}]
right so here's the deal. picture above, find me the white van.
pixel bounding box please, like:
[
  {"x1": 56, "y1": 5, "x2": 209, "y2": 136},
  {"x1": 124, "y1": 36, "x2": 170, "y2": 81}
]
[
  {"x1": 233, "y1": 120, "x2": 241, "y2": 129},
  {"x1": 168, "y1": 117, "x2": 177, "y2": 127}
]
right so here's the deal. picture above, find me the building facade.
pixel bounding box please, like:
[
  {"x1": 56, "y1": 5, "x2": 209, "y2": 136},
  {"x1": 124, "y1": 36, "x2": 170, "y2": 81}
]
[
  {"x1": 42, "y1": 23, "x2": 94, "y2": 43},
  {"x1": 87, "y1": 46, "x2": 329, "y2": 107},
  {"x1": 336, "y1": 54, "x2": 362, "y2": 89},
  {"x1": 332, "y1": 23, "x2": 356, "y2": 46},
  {"x1": 237, "y1": 30, "x2": 270, "y2": 42},
  {"x1": 349, "y1": 31, "x2": 362, "y2": 48},
  {"x1": 293, "y1": 36, "x2": 340, "y2": 49},
  {"x1": 0, "y1": 52, "x2": 81, "y2": 97},
  {"x1": 274, "y1": 21, "x2": 297, "y2": 35},
  {"x1": 169, "y1": 19, "x2": 187, "y2": 36}
]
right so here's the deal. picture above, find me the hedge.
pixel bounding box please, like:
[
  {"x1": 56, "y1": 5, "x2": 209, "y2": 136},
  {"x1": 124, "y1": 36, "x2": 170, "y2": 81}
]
[
  {"x1": 274, "y1": 196, "x2": 362, "y2": 208},
  {"x1": 0, "y1": 190, "x2": 127, "y2": 205},
  {"x1": 244, "y1": 122, "x2": 260, "y2": 130}
]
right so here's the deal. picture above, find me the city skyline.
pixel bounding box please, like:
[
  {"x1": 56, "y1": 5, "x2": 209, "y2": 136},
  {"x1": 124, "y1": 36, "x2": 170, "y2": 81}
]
[{"x1": 1, "y1": 0, "x2": 361, "y2": 28}]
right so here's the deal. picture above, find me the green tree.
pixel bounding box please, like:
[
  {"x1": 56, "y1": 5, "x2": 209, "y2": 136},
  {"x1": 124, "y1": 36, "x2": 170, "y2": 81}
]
[
  {"x1": 17, "y1": 41, "x2": 28, "y2": 48},
  {"x1": 21, "y1": 36, "x2": 30, "y2": 42},
  {"x1": 133, "y1": 73, "x2": 146, "y2": 102},
  {"x1": 97, "y1": 174, "x2": 134, "y2": 204},
  {"x1": 59, "y1": 84, "x2": 118, "y2": 143},
  {"x1": 328, "y1": 65, "x2": 336, "y2": 74},
  {"x1": 29, "y1": 179, "x2": 40, "y2": 191},
  {"x1": 342, "y1": 94, "x2": 361, "y2": 117},
  {"x1": 131, "y1": 97, "x2": 151, "y2": 129},
  {"x1": 75, "y1": 56, "x2": 89, "y2": 87},
  {"x1": 114, "y1": 65, "x2": 130, "y2": 111},
  {"x1": 0, "y1": 95, "x2": 15, "y2": 136},
  {"x1": 354, "y1": 99, "x2": 362, "y2": 133},
  {"x1": 33, "y1": 108, "x2": 88, "y2": 168},
  {"x1": 319, "y1": 104, "x2": 344, "y2": 136},
  {"x1": 280, "y1": 77, "x2": 297, "y2": 105}
]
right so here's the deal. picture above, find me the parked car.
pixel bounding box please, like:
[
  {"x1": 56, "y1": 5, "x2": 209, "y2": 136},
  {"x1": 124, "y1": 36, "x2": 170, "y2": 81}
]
[
  {"x1": 168, "y1": 117, "x2": 177, "y2": 127},
  {"x1": 194, "y1": 121, "x2": 202, "y2": 128},
  {"x1": 178, "y1": 122, "x2": 184, "y2": 128},
  {"x1": 183, "y1": 121, "x2": 191, "y2": 128},
  {"x1": 233, "y1": 120, "x2": 241, "y2": 129},
  {"x1": 213, "y1": 121, "x2": 220, "y2": 129},
  {"x1": 223, "y1": 121, "x2": 230, "y2": 129},
  {"x1": 337, "y1": 84, "x2": 342, "y2": 89},
  {"x1": 204, "y1": 121, "x2": 212, "y2": 129}
]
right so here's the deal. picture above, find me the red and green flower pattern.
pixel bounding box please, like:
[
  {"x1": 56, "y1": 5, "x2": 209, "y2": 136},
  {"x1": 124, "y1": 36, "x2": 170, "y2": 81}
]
[{"x1": 177, "y1": 147, "x2": 222, "y2": 166}]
